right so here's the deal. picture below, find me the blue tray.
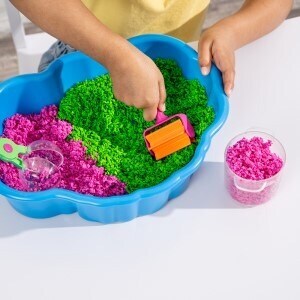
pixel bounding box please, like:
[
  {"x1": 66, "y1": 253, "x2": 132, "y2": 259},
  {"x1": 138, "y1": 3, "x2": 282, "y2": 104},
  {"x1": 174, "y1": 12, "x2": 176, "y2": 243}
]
[{"x1": 0, "y1": 34, "x2": 229, "y2": 223}]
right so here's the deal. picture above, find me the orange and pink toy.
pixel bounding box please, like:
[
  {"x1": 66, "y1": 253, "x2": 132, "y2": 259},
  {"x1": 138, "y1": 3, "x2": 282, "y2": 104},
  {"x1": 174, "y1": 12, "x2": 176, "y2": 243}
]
[{"x1": 144, "y1": 110, "x2": 195, "y2": 160}]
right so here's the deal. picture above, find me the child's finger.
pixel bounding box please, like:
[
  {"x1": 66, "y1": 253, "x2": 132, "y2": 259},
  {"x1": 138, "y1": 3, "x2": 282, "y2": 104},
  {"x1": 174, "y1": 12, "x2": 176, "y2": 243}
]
[
  {"x1": 198, "y1": 37, "x2": 212, "y2": 76},
  {"x1": 158, "y1": 78, "x2": 166, "y2": 112},
  {"x1": 143, "y1": 105, "x2": 158, "y2": 122},
  {"x1": 222, "y1": 69, "x2": 235, "y2": 96},
  {"x1": 213, "y1": 50, "x2": 235, "y2": 96}
]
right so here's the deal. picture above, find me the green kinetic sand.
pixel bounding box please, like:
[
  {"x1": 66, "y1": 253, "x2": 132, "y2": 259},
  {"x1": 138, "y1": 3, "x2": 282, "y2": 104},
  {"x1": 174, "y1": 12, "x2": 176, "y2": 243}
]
[{"x1": 58, "y1": 59, "x2": 215, "y2": 193}]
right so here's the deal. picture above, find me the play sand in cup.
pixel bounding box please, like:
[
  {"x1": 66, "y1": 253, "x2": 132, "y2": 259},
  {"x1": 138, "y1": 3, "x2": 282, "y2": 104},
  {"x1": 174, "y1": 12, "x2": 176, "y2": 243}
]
[{"x1": 225, "y1": 131, "x2": 286, "y2": 206}]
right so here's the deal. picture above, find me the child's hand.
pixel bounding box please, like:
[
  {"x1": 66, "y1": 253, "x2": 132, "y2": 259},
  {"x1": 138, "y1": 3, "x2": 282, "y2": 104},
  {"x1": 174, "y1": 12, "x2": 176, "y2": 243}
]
[
  {"x1": 108, "y1": 44, "x2": 166, "y2": 121},
  {"x1": 198, "y1": 22, "x2": 236, "y2": 97}
]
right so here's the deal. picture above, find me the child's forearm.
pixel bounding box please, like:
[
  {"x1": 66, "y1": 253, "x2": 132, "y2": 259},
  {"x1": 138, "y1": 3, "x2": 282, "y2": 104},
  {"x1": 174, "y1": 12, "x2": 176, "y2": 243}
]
[
  {"x1": 220, "y1": 0, "x2": 293, "y2": 50},
  {"x1": 10, "y1": 0, "x2": 167, "y2": 121},
  {"x1": 10, "y1": 0, "x2": 129, "y2": 69}
]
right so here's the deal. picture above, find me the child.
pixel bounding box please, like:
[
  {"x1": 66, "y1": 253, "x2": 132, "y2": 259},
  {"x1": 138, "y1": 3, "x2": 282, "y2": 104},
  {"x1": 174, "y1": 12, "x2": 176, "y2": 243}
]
[{"x1": 10, "y1": 0, "x2": 292, "y2": 121}]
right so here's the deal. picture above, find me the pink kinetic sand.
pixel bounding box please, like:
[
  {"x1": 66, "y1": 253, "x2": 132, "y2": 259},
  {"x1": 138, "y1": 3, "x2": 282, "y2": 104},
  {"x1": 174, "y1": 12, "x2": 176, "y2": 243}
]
[
  {"x1": 225, "y1": 136, "x2": 284, "y2": 205},
  {"x1": 0, "y1": 106, "x2": 126, "y2": 196}
]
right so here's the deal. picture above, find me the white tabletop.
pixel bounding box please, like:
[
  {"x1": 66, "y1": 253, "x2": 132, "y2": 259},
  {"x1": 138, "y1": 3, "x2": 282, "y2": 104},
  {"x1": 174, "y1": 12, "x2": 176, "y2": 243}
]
[{"x1": 1, "y1": 17, "x2": 300, "y2": 300}]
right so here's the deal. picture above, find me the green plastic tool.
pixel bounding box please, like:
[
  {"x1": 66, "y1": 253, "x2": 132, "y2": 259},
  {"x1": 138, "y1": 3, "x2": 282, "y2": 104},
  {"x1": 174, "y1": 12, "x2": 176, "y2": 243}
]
[
  {"x1": 0, "y1": 138, "x2": 28, "y2": 169},
  {"x1": 0, "y1": 138, "x2": 64, "y2": 191}
]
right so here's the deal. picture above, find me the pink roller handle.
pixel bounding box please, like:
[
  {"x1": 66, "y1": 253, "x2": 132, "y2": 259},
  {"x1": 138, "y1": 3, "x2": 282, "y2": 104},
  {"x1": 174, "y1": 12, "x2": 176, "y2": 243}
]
[{"x1": 156, "y1": 110, "x2": 169, "y2": 124}]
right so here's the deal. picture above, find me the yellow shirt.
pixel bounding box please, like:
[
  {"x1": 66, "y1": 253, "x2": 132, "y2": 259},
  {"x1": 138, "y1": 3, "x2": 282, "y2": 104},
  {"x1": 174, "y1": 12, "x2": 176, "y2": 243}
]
[{"x1": 82, "y1": 0, "x2": 210, "y2": 41}]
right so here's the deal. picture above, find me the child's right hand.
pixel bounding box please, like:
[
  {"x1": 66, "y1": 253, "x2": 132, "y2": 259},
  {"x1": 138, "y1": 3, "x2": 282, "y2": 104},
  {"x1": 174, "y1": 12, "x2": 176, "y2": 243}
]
[
  {"x1": 107, "y1": 43, "x2": 166, "y2": 121},
  {"x1": 9, "y1": 0, "x2": 165, "y2": 122}
]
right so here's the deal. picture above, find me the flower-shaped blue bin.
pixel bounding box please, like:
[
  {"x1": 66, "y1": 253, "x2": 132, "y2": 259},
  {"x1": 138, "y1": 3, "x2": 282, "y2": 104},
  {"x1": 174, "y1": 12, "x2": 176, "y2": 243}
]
[{"x1": 0, "y1": 34, "x2": 229, "y2": 223}]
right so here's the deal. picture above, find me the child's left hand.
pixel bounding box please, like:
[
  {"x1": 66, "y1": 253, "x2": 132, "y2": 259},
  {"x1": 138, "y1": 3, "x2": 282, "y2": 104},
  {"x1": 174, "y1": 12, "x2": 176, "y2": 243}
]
[
  {"x1": 198, "y1": 21, "x2": 236, "y2": 97},
  {"x1": 198, "y1": 0, "x2": 293, "y2": 97}
]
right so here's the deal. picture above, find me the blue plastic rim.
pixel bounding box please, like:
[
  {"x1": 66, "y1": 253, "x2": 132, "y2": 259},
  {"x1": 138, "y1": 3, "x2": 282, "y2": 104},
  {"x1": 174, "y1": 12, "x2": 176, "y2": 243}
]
[{"x1": 0, "y1": 34, "x2": 229, "y2": 223}]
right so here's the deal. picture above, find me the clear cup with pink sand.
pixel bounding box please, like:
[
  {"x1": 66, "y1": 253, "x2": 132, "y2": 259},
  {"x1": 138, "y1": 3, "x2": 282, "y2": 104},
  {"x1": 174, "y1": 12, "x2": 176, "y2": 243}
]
[{"x1": 224, "y1": 131, "x2": 286, "y2": 206}]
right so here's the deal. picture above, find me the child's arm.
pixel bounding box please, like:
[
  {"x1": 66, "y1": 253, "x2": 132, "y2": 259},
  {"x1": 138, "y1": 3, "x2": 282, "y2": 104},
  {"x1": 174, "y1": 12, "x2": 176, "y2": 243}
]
[
  {"x1": 198, "y1": 0, "x2": 293, "y2": 96},
  {"x1": 10, "y1": 0, "x2": 166, "y2": 121}
]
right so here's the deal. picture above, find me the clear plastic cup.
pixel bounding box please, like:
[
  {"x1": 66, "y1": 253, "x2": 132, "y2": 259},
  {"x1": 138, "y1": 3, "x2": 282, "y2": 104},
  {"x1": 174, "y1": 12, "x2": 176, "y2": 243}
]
[
  {"x1": 19, "y1": 140, "x2": 64, "y2": 191},
  {"x1": 224, "y1": 131, "x2": 286, "y2": 206}
]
